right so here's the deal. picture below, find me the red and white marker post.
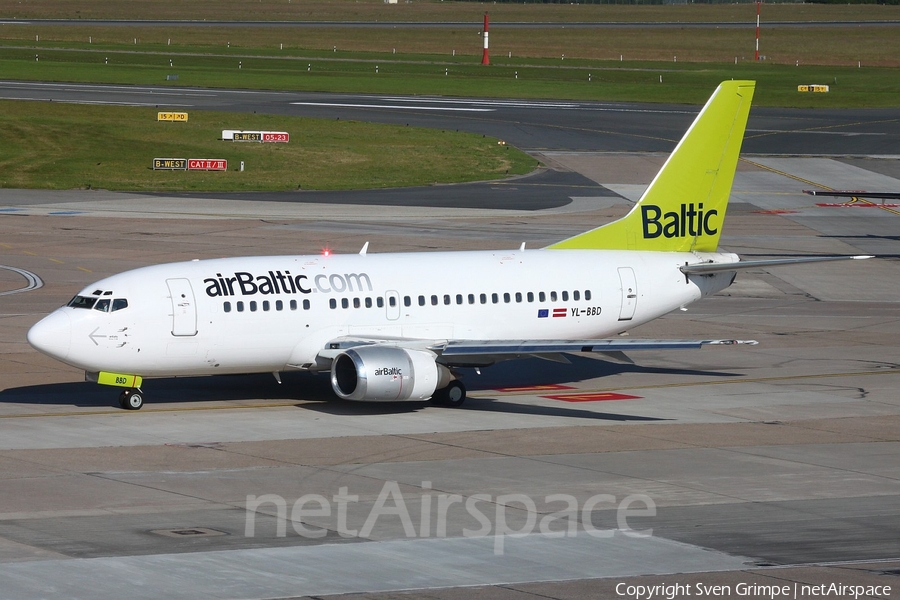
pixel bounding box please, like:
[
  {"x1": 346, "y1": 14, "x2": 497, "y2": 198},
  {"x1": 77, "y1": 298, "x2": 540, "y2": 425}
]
[
  {"x1": 482, "y1": 12, "x2": 490, "y2": 66},
  {"x1": 755, "y1": 0, "x2": 761, "y2": 61}
]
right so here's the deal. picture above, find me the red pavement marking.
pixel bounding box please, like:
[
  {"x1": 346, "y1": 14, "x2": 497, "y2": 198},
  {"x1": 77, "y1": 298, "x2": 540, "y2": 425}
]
[
  {"x1": 542, "y1": 392, "x2": 642, "y2": 403},
  {"x1": 495, "y1": 384, "x2": 576, "y2": 393}
]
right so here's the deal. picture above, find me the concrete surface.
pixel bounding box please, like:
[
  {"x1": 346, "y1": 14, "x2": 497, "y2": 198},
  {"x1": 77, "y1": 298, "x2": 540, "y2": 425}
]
[{"x1": 0, "y1": 152, "x2": 898, "y2": 599}]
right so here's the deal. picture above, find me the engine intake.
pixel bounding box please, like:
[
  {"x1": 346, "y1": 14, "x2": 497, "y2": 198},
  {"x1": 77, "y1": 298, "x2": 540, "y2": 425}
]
[{"x1": 331, "y1": 346, "x2": 448, "y2": 401}]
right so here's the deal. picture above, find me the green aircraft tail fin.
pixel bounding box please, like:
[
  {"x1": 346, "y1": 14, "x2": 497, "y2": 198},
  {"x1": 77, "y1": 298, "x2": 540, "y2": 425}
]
[{"x1": 548, "y1": 80, "x2": 755, "y2": 252}]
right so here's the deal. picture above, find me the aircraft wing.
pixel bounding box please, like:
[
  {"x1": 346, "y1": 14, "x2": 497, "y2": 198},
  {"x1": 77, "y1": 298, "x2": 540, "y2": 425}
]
[
  {"x1": 681, "y1": 255, "x2": 873, "y2": 275},
  {"x1": 314, "y1": 337, "x2": 757, "y2": 369},
  {"x1": 437, "y1": 338, "x2": 756, "y2": 355}
]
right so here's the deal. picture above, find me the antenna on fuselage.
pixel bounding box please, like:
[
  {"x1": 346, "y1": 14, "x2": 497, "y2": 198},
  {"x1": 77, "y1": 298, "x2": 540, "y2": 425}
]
[{"x1": 359, "y1": 242, "x2": 369, "y2": 256}]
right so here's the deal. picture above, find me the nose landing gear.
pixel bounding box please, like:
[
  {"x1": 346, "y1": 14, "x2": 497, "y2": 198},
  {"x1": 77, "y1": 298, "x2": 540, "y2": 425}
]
[{"x1": 119, "y1": 388, "x2": 144, "y2": 410}]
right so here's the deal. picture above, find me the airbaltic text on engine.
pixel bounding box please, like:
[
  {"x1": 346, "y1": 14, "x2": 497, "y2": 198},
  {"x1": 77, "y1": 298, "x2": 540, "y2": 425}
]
[
  {"x1": 642, "y1": 203, "x2": 718, "y2": 239},
  {"x1": 204, "y1": 271, "x2": 373, "y2": 297},
  {"x1": 374, "y1": 367, "x2": 402, "y2": 376}
]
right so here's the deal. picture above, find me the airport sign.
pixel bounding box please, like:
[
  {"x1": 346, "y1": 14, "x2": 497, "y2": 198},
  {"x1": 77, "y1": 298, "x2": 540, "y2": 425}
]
[
  {"x1": 188, "y1": 159, "x2": 227, "y2": 171},
  {"x1": 153, "y1": 158, "x2": 188, "y2": 170},
  {"x1": 262, "y1": 132, "x2": 290, "y2": 143},
  {"x1": 222, "y1": 130, "x2": 289, "y2": 143},
  {"x1": 157, "y1": 112, "x2": 188, "y2": 122}
]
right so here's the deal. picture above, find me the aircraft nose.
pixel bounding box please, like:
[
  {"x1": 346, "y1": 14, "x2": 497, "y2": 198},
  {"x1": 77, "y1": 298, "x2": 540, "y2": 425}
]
[{"x1": 27, "y1": 310, "x2": 72, "y2": 361}]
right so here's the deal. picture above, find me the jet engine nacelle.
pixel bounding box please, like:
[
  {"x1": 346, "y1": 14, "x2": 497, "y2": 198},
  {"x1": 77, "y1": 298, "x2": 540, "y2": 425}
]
[{"x1": 330, "y1": 346, "x2": 449, "y2": 401}]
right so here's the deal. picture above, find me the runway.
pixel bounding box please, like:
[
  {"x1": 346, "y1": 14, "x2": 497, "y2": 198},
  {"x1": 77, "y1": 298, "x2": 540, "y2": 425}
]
[
  {"x1": 0, "y1": 86, "x2": 898, "y2": 599},
  {"x1": 2, "y1": 80, "x2": 900, "y2": 154}
]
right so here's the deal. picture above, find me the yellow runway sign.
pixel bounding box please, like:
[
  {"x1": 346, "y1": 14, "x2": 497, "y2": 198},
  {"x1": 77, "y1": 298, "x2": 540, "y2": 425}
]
[{"x1": 158, "y1": 112, "x2": 188, "y2": 122}]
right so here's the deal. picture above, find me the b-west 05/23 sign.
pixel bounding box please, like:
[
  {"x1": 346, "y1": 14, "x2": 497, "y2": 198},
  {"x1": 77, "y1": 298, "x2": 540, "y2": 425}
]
[
  {"x1": 153, "y1": 158, "x2": 227, "y2": 171},
  {"x1": 222, "y1": 130, "x2": 289, "y2": 143}
]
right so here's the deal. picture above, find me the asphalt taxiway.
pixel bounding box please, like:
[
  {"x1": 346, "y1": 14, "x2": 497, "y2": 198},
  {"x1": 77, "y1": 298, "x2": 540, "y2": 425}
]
[{"x1": 0, "y1": 90, "x2": 898, "y2": 599}]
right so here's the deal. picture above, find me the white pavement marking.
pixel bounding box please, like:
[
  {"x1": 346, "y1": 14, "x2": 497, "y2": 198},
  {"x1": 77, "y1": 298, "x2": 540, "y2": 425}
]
[
  {"x1": 0, "y1": 98, "x2": 194, "y2": 108},
  {"x1": 0, "y1": 532, "x2": 752, "y2": 600},
  {"x1": 0, "y1": 266, "x2": 43, "y2": 296},
  {"x1": 747, "y1": 129, "x2": 885, "y2": 136},
  {"x1": 375, "y1": 96, "x2": 581, "y2": 109},
  {"x1": 290, "y1": 101, "x2": 494, "y2": 112}
]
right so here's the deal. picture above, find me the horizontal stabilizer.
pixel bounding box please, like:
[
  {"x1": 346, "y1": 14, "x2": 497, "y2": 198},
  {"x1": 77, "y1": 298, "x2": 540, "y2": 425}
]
[
  {"x1": 681, "y1": 255, "x2": 873, "y2": 275},
  {"x1": 803, "y1": 190, "x2": 900, "y2": 200}
]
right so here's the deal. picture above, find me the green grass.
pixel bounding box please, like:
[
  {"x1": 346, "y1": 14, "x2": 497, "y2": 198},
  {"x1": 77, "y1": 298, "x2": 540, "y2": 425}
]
[
  {"x1": 0, "y1": 100, "x2": 536, "y2": 191},
  {"x1": 0, "y1": 0, "x2": 898, "y2": 24},
  {"x1": 2, "y1": 46, "x2": 898, "y2": 108},
  {"x1": 0, "y1": 1, "x2": 896, "y2": 192}
]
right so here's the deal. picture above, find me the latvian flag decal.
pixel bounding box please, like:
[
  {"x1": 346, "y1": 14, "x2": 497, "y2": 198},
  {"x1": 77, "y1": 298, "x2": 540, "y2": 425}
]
[
  {"x1": 552, "y1": 308, "x2": 567, "y2": 318},
  {"x1": 538, "y1": 308, "x2": 567, "y2": 318}
]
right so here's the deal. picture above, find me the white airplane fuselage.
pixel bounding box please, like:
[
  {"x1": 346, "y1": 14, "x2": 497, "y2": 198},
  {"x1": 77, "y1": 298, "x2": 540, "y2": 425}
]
[{"x1": 30, "y1": 249, "x2": 737, "y2": 377}]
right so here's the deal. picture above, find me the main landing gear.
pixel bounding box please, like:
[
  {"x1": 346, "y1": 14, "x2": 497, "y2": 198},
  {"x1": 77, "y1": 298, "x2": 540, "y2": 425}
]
[
  {"x1": 119, "y1": 388, "x2": 144, "y2": 410},
  {"x1": 431, "y1": 380, "x2": 466, "y2": 408}
]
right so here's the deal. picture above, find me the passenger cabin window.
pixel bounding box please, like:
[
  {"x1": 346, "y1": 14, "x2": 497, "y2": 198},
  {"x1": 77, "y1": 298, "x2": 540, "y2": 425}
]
[
  {"x1": 353, "y1": 298, "x2": 360, "y2": 309},
  {"x1": 263, "y1": 300, "x2": 270, "y2": 311},
  {"x1": 491, "y1": 293, "x2": 499, "y2": 304},
  {"x1": 404, "y1": 296, "x2": 411, "y2": 307},
  {"x1": 342, "y1": 298, "x2": 349, "y2": 309},
  {"x1": 365, "y1": 297, "x2": 372, "y2": 308},
  {"x1": 237, "y1": 301, "x2": 245, "y2": 312},
  {"x1": 539, "y1": 292, "x2": 546, "y2": 302},
  {"x1": 432, "y1": 295, "x2": 439, "y2": 306},
  {"x1": 456, "y1": 294, "x2": 463, "y2": 305},
  {"x1": 250, "y1": 301, "x2": 257, "y2": 312},
  {"x1": 562, "y1": 291, "x2": 569, "y2": 301},
  {"x1": 276, "y1": 300, "x2": 284, "y2": 311},
  {"x1": 585, "y1": 290, "x2": 592, "y2": 301},
  {"x1": 329, "y1": 299, "x2": 337, "y2": 309},
  {"x1": 550, "y1": 291, "x2": 558, "y2": 302},
  {"x1": 468, "y1": 294, "x2": 475, "y2": 305},
  {"x1": 515, "y1": 292, "x2": 522, "y2": 303},
  {"x1": 303, "y1": 299, "x2": 310, "y2": 310},
  {"x1": 378, "y1": 297, "x2": 385, "y2": 308},
  {"x1": 573, "y1": 291, "x2": 580, "y2": 301},
  {"x1": 527, "y1": 292, "x2": 534, "y2": 303}
]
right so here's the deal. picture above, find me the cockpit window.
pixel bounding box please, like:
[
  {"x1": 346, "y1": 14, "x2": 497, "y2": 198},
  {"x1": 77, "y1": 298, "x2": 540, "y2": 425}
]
[
  {"x1": 94, "y1": 298, "x2": 111, "y2": 312},
  {"x1": 111, "y1": 298, "x2": 129, "y2": 312},
  {"x1": 68, "y1": 295, "x2": 97, "y2": 309}
]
